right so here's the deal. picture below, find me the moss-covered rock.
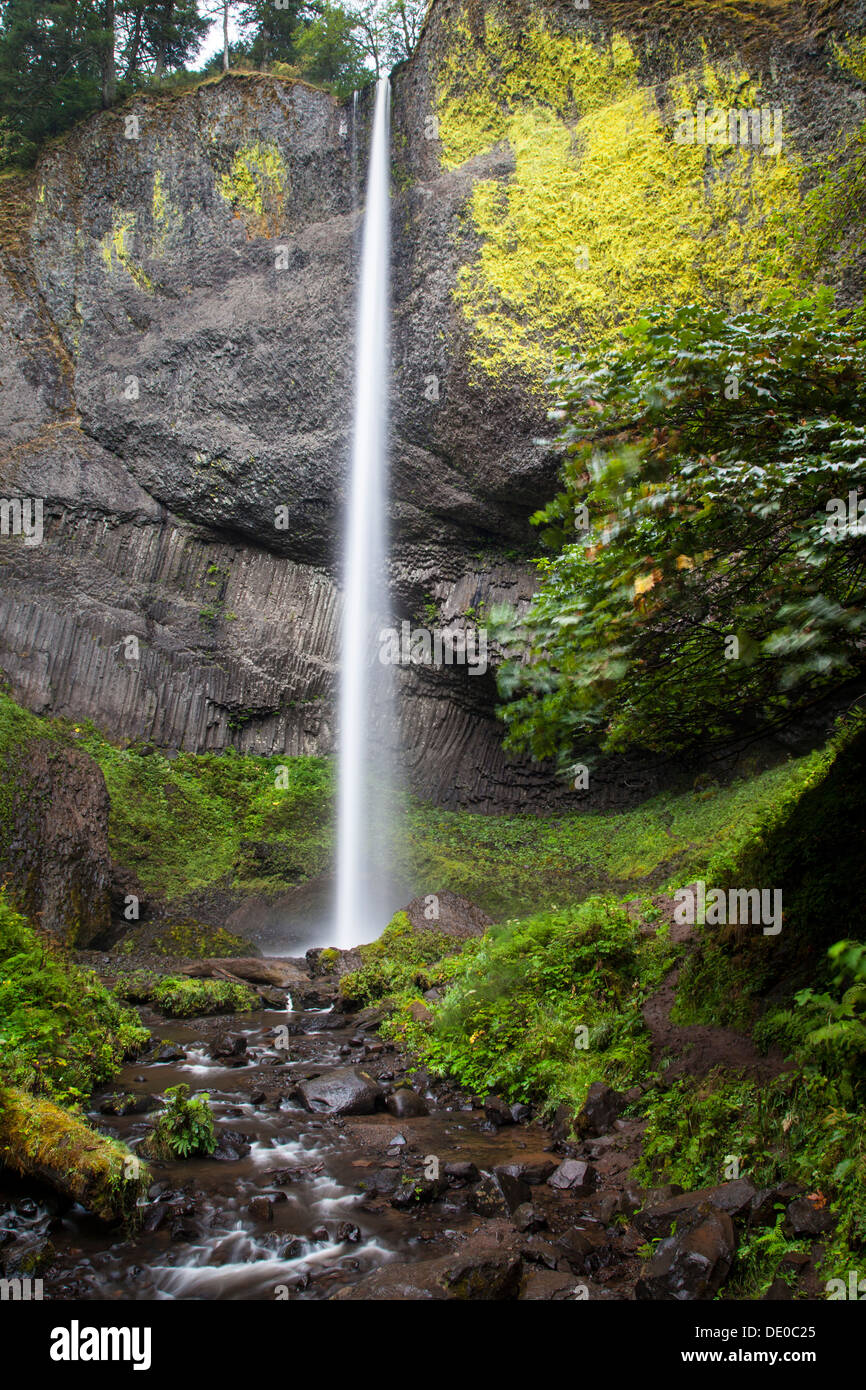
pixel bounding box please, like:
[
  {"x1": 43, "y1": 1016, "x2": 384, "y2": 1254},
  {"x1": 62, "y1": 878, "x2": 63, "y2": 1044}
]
[
  {"x1": 115, "y1": 971, "x2": 258, "y2": 1017},
  {"x1": 0, "y1": 697, "x2": 113, "y2": 945},
  {"x1": 117, "y1": 916, "x2": 254, "y2": 959},
  {"x1": 0, "y1": 1086, "x2": 149, "y2": 1222}
]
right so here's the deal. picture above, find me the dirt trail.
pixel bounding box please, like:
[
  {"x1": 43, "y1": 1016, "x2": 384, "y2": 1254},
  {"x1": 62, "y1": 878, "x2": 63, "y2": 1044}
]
[{"x1": 640, "y1": 890, "x2": 787, "y2": 1081}]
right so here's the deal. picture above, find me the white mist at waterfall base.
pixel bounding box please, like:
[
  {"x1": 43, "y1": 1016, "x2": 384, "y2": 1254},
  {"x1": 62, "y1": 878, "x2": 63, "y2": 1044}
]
[{"x1": 335, "y1": 77, "x2": 401, "y2": 951}]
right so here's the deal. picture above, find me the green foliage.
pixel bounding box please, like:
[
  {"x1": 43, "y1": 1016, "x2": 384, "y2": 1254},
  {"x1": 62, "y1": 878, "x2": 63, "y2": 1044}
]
[
  {"x1": 339, "y1": 912, "x2": 456, "y2": 1009},
  {"x1": 0, "y1": 895, "x2": 148, "y2": 1107},
  {"x1": 398, "y1": 755, "x2": 817, "y2": 920},
  {"x1": 148, "y1": 1083, "x2": 215, "y2": 1159},
  {"x1": 703, "y1": 713, "x2": 866, "y2": 979},
  {"x1": 0, "y1": 0, "x2": 208, "y2": 167},
  {"x1": 672, "y1": 933, "x2": 764, "y2": 1031},
  {"x1": 417, "y1": 896, "x2": 676, "y2": 1111},
  {"x1": 494, "y1": 297, "x2": 866, "y2": 765},
  {"x1": 115, "y1": 972, "x2": 257, "y2": 1017},
  {"x1": 293, "y1": 2, "x2": 371, "y2": 98},
  {"x1": 723, "y1": 1216, "x2": 811, "y2": 1300},
  {"x1": 71, "y1": 720, "x2": 333, "y2": 900},
  {"x1": 795, "y1": 939, "x2": 866, "y2": 1103},
  {"x1": 636, "y1": 1068, "x2": 866, "y2": 1284}
]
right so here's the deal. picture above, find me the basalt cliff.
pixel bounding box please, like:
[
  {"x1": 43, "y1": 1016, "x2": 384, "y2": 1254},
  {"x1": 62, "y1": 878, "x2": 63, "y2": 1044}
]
[{"x1": 1, "y1": 0, "x2": 864, "y2": 809}]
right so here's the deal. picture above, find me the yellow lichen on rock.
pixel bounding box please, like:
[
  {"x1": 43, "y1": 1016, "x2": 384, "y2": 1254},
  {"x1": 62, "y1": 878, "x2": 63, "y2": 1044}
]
[
  {"x1": 832, "y1": 34, "x2": 866, "y2": 82},
  {"x1": 436, "y1": 11, "x2": 805, "y2": 383},
  {"x1": 151, "y1": 170, "x2": 183, "y2": 257},
  {"x1": 98, "y1": 211, "x2": 154, "y2": 293},
  {"x1": 217, "y1": 141, "x2": 290, "y2": 237}
]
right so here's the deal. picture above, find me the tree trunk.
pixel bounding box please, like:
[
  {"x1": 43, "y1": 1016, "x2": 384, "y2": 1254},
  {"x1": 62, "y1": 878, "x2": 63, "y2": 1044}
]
[
  {"x1": 101, "y1": 0, "x2": 116, "y2": 107},
  {"x1": 124, "y1": 5, "x2": 144, "y2": 79},
  {"x1": 222, "y1": 0, "x2": 230, "y2": 72}
]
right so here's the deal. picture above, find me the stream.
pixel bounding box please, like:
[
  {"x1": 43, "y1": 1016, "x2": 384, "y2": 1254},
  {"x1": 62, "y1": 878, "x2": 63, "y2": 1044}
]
[{"x1": 4, "y1": 982, "x2": 610, "y2": 1301}]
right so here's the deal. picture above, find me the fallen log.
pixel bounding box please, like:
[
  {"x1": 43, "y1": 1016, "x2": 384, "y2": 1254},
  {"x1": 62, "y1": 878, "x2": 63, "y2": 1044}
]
[{"x1": 0, "y1": 1086, "x2": 149, "y2": 1223}]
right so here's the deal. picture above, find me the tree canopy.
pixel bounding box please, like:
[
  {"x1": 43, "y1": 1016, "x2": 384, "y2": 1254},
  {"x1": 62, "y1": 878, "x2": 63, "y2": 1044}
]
[
  {"x1": 0, "y1": 0, "x2": 427, "y2": 164},
  {"x1": 494, "y1": 295, "x2": 866, "y2": 770}
]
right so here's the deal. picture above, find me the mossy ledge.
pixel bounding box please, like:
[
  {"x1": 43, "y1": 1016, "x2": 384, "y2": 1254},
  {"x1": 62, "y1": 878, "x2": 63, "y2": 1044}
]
[{"x1": 0, "y1": 1087, "x2": 149, "y2": 1223}]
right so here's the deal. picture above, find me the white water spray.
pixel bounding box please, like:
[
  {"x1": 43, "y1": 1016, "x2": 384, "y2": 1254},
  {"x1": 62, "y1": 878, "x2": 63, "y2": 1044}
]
[{"x1": 336, "y1": 78, "x2": 393, "y2": 950}]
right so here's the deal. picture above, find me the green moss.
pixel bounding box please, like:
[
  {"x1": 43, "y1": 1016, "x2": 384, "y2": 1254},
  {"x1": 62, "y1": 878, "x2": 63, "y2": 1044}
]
[
  {"x1": 0, "y1": 1086, "x2": 149, "y2": 1222},
  {"x1": 115, "y1": 972, "x2": 257, "y2": 1017},
  {"x1": 217, "y1": 141, "x2": 289, "y2": 236},
  {"x1": 68, "y1": 715, "x2": 334, "y2": 902},
  {"x1": 436, "y1": 9, "x2": 804, "y2": 382},
  {"x1": 397, "y1": 755, "x2": 819, "y2": 922},
  {"x1": 118, "y1": 917, "x2": 252, "y2": 959},
  {"x1": 339, "y1": 912, "x2": 457, "y2": 1010},
  {"x1": 0, "y1": 895, "x2": 149, "y2": 1106}
]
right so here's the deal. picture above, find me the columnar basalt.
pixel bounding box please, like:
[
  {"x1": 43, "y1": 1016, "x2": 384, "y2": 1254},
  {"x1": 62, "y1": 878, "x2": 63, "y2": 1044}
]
[{"x1": 0, "y1": 2, "x2": 863, "y2": 808}]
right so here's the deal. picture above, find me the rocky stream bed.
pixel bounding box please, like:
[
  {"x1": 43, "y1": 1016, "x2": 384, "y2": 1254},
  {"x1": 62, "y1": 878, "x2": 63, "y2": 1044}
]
[{"x1": 0, "y1": 945, "x2": 833, "y2": 1302}]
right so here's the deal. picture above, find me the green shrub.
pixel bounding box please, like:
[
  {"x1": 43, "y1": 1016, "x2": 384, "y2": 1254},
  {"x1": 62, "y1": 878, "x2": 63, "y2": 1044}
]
[
  {"x1": 339, "y1": 912, "x2": 457, "y2": 1009},
  {"x1": 147, "y1": 1084, "x2": 216, "y2": 1159},
  {"x1": 120, "y1": 974, "x2": 258, "y2": 1017},
  {"x1": 416, "y1": 896, "x2": 678, "y2": 1112},
  {"x1": 0, "y1": 895, "x2": 148, "y2": 1107}
]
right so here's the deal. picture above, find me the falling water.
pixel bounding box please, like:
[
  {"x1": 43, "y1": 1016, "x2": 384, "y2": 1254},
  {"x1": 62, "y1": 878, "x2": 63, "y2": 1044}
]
[{"x1": 336, "y1": 78, "x2": 393, "y2": 950}]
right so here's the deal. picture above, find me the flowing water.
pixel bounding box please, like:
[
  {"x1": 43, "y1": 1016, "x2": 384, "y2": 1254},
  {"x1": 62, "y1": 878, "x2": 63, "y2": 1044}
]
[
  {"x1": 336, "y1": 77, "x2": 397, "y2": 950},
  {"x1": 7, "y1": 992, "x2": 550, "y2": 1301}
]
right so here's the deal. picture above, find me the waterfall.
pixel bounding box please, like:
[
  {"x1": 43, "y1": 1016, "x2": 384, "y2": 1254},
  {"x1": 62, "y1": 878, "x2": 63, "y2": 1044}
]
[{"x1": 335, "y1": 77, "x2": 393, "y2": 950}]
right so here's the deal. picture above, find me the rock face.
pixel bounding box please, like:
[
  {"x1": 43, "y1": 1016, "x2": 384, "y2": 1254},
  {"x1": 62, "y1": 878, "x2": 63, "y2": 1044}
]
[
  {"x1": 1, "y1": 1, "x2": 863, "y2": 808},
  {"x1": 0, "y1": 737, "x2": 112, "y2": 944},
  {"x1": 403, "y1": 889, "x2": 492, "y2": 939}
]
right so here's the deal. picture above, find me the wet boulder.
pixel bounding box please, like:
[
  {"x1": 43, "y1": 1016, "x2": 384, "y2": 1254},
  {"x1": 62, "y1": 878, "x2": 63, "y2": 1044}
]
[
  {"x1": 547, "y1": 1159, "x2": 597, "y2": 1194},
  {"x1": 576, "y1": 1082, "x2": 627, "y2": 1138},
  {"x1": 470, "y1": 1170, "x2": 530, "y2": 1218},
  {"x1": 444, "y1": 1161, "x2": 479, "y2": 1184},
  {"x1": 784, "y1": 1196, "x2": 836, "y2": 1238},
  {"x1": 209, "y1": 1033, "x2": 248, "y2": 1061},
  {"x1": 513, "y1": 1202, "x2": 548, "y2": 1234},
  {"x1": 636, "y1": 1205, "x2": 736, "y2": 1301},
  {"x1": 483, "y1": 1095, "x2": 515, "y2": 1128},
  {"x1": 296, "y1": 1067, "x2": 384, "y2": 1117},
  {"x1": 495, "y1": 1156, "x2": 558, "y2": 1186},
  {"x1": 330, "y1": 1227, "x2": 522, "y2": 1301},
  {"x1": 385, "y1": 1086, "x2": 429, "y2": 1119},
  {"x1": 633, "y1": 1178, "x2": 756, "y2": 1239},
  {"x1": 98, "y1": 1092, "x2": 155, "y2": 1117}
]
